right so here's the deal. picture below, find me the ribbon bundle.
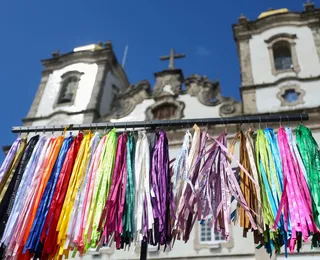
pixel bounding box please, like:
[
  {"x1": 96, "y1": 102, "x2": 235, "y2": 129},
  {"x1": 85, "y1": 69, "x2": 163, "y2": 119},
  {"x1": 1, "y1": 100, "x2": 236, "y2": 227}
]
[{"x1": 0, "y1": 123, "x2": 319, "y2": 259}]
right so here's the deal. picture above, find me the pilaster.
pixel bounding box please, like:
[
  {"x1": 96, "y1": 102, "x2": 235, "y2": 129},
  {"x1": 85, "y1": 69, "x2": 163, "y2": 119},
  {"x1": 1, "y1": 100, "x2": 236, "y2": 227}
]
[
  {"x1": 24, "y1": 70, "x2": 52, "y2": 124},
  {"x1": 239, "y1": 39, "x2": 254, "y2": 86}
]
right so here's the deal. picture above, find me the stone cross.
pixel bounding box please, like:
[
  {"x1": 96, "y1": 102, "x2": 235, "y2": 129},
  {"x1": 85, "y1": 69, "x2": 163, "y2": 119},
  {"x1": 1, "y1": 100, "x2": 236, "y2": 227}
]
[{"x1": 160, "y1": 48, "x2": 185, "y2": 69}]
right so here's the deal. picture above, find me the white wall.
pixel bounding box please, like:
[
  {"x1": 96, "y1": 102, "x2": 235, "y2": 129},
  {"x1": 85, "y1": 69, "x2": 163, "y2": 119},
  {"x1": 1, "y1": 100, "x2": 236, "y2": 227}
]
[
  {"x1": 249, "y1": 26, "x2": 320, "y2": 85},
  {"x1": 178, "y1": 95, "x2": 222, "y2": 119},
  {"x1": 110, "y1": 99, "x2": 155, "y2": 122},
  {"x1": 31, "y1": 113, "x2": 84, "y2": 126},
  {"x1": 35, "y1": 63, "x2": 98, "y2": 118},
  {"x1": 99, "y1": 71, "x2": 124, "y2": 117},
  {"x1": 255, "y1": 79, "x2": 320, "y2": 113}
]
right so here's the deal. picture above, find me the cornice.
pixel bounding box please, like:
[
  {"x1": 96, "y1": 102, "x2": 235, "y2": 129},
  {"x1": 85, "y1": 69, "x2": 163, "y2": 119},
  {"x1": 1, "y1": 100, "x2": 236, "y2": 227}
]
[
  {"x1": 41, "y1": 47, "x2": 115, "y2": 72},
  {"x1": 154, "y1": 69, "x2": 184, "y2": 79},
  {"x1": 22, "y1": 108, "x2": 99, "y2": 123},
  {"x1": 241, "y1": 75, "x2": 320, "y2": 91},
  {"x1": 233, "y1": 9, "x2": 320, "y2": 42}
]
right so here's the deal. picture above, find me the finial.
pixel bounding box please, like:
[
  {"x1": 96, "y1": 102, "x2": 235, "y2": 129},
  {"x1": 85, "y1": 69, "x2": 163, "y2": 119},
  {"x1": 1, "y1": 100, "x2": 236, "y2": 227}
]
[
  {"x1": 105, "y1": 40, "x2": 112, "y2": 46},
  {"x1": 104, "y1": 40, "x2": 113, "y2": 49},
  {"x1": 238, "y1": 14, "x2": 248, "y2": 24},
  {"x1": 52, "y1": 49, "x2": 60, "y2": 58},
  {"x1": 304, "y1": 0, "x2": 315, "y2": 11}
]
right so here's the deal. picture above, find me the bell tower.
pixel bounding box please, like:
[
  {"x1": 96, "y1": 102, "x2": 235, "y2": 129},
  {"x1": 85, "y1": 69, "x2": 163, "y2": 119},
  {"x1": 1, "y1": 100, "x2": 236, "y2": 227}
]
[
  {"x1": 233, "y1": 3, "x2": 320, "y2": 115},
  {"x1": 23, "y1": 41, "x2": 129, "y2": 127}
]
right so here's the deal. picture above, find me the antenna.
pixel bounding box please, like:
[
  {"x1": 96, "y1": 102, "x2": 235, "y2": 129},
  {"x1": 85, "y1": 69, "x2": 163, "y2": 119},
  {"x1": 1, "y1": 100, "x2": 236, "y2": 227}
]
[{"x1": 121, "y1": 45, "x2": 128, "y2": 68}]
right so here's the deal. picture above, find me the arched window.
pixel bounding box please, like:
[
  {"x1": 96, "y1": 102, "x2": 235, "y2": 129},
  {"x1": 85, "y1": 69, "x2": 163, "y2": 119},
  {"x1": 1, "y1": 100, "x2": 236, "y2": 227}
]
[
  {"x1": 152, "y1": 103, "x2": 177, "y2": 120},
  {"x1": 265, "y1": 34, "x2": 299, "y2": 75},
  {"x1": 57, "y1": 71, "x2": 83, "y2": 105},
  {"x1": 146, "y1": 100, "x2": 185, "y2": 120},
  {"x1": 273, "y1": 41, "x2": 293, "y2": 71}
]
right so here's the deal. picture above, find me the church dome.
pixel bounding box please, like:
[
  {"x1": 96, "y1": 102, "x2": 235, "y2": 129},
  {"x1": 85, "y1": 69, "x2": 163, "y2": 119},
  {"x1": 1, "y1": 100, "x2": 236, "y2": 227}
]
[{"x1": 258, "y1": 8, "x2": 289, "y2": 19}]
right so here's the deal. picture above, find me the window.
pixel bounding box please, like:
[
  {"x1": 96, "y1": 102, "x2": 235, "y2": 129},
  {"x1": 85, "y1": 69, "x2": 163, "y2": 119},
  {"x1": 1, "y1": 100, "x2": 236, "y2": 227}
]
[
  {"x1": 273, "y1": 41, "x2": 293, "y2": 71},
  {"x1": 152, "y1": 103, "x2": 177, "y2": 120},
  {"x1": 58, "y1": 76, "x2": 78, "y2": 104},
  {"x1": 265, "y1": 33, "x2": 299, "y2": 75},
  {"x1": 56, "y1": 71, "x2": 83, "y2": 105},
  {"x1": 282, "y1": 89, "x2": 299, "y2": 103},
  {"x1": 199, "y1": 221, "x2": 224, "y2": 244},
  {"x1": 146, "y1": 100, "x2": 185, "y2": 120},
  {"x1": 277, "y1": 85, "x2": 305, "y2": 107}
]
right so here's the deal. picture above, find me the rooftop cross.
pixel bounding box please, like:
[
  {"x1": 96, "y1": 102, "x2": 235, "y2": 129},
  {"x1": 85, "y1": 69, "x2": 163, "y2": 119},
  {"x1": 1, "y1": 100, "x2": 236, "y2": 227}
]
[{"x1": 160, "y1": 48, "x2": 185, "y2": 69}]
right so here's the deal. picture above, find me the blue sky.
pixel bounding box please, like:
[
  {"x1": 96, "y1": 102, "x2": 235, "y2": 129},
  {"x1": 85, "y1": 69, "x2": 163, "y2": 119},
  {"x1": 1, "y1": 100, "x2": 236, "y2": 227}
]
[{"x1": 0, "y1": 0, "x2": 306, "y2": 159}]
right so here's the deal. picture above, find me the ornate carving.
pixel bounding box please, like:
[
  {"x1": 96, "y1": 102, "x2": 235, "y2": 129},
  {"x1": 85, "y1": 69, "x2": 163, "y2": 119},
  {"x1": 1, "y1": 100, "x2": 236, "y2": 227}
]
[
  {"x1": 184, "y1": 74, "x2": 222, "y2": 106},
  {"x1": 153, "y1": 69, "x2": 184, "y2": 97},
  {"x1": 100, "y1": 80, "x2": 151, "y2": 121},
  {"x1": 185, "y1": 74, "x2": 242, "y2": 116},
  {"x1": 219, "y1": 98, "x2": 242, "y2": 117}
]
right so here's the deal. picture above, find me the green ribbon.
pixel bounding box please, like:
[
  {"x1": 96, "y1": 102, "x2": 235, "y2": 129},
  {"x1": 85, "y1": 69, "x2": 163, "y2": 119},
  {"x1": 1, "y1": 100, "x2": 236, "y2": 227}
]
[
  {"x1": 296, "y1": 124, "x2": 320, "y2": 228},
  {"x1": 122, "y1": 133, "x2": 135, "y2": 245}
]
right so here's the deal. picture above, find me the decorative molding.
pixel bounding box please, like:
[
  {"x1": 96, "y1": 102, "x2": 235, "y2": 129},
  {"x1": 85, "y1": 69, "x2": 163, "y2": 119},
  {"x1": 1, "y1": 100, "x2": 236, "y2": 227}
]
[
  {"x1": 241, "y1": 75, "x2": 320, "y2": 90},
  {"x1": 264, "y1": 33, "x2": 297, "y2": 44},
  {"x1": 276, "y1": 85, "x2": 306, "y2": 107},
  {"x1": 99, "y1": 80, "x2": 151, "y2": 121},
  {"x1": 22, "y1": 108, "x2": 99, "y2": 123},
  {"x1": 153, "y1": 69, "x2": 184, "y2": 97},
  {"x1": 145, "y1": 97, "x2": 185, "y2": 120},
  {"x1": 311, "y1": 26, "x2": 320, "y2": 64},
  {"x1": 60, "y1": 70, "x2": 84, "y2": 79},
  {"x1": 104, "y1": 72, "x2": 242, "y2": 122},
  {"x1": 233, "y1": 10, "x2": 320, "y2": 41},
  {"x1": 41, "y1": 42, "x2": 116, "y2": 72},
  {"x1": 185, "y1": 74, "x2": 242, "y2": 116},
  {"x1": 184, "y1": 75, "x2": 221, "y2": 106},
  {"x1": 219, "y1": 98, "x2": 243, "y2": 117}
]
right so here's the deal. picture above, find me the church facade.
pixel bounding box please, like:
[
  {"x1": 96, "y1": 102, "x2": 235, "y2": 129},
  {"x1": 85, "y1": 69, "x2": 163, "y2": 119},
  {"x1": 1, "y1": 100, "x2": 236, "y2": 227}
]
[{"x1": 21, "y1": 3, "x2": 320, "y2": 260}]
